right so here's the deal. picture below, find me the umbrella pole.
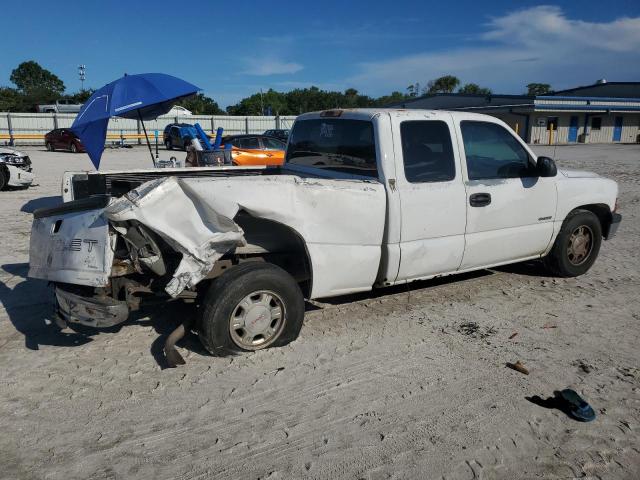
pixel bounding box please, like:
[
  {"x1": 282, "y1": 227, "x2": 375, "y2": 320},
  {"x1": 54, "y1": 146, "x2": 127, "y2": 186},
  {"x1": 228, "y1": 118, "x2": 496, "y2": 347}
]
[{"x1": 137, "y1": 110, "x2": 156, "y2": 167}]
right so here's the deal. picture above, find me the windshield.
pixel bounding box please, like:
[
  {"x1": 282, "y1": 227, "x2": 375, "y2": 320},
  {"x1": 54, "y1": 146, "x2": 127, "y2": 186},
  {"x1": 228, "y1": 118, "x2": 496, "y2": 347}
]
[{"x1": 286, "y1": 119, "x2": 378, "y2": 178}]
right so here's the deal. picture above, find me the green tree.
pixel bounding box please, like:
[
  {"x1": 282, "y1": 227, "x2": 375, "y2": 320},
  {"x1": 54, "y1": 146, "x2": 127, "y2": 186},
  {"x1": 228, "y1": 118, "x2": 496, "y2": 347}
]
[
  {"x1": 526, "y1": 83, "x2": 552, "y2": 96},
  {"x1": 375, "y1": 91, "x2": 410, "y2": 106},
  {"x1": 69, "y1": 89, "x2": 94, "y2": 104},
  {"x1": 0, "y1": 87, "x2": 24, "y2": 111},
  {"x1": 406, "y1": 84, "x2": 419, "y2": 97},
  {"x1": 426, "y1": 75, "x2": 460, "y2": 94},
  {"x1": 10, "y1": 61, "x2": 65, "y2": 96},
  {"x1": 458, "y1": 83, "x2": 492, "y2": 95},
  {"x1": 176, "y1": 93, "x2": 225, "y2": 115}
]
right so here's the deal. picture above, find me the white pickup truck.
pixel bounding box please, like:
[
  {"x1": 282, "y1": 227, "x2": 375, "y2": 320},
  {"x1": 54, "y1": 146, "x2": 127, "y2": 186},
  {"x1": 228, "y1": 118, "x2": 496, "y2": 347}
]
[{"x1": 28, "y1": 109, "x2": 621, "y2": 363}]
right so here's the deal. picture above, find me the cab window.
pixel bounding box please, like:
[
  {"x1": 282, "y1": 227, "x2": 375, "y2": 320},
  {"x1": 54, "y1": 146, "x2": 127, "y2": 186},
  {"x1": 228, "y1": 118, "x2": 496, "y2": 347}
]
[
  {"x1": 400, "y1": 121, "x2": 456, "y2": 183},
  {"x1": 286, "y1": 119, "x2": 377, "y2": 178},
  {"x1": 460, "y1": 121, "x2": 536, "y2": 180}
]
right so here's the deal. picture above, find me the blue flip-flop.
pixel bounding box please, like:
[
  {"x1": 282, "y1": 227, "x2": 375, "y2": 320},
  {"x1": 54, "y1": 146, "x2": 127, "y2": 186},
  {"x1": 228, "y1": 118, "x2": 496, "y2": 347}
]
[{"x1": 559, "y1": 389, "x2": 596, "y2": 422}]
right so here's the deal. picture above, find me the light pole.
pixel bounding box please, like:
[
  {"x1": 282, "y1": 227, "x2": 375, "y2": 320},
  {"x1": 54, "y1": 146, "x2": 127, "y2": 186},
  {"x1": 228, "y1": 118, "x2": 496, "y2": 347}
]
[{"x1": 78, "y1": 64, "x2": 86, "y2": 91}]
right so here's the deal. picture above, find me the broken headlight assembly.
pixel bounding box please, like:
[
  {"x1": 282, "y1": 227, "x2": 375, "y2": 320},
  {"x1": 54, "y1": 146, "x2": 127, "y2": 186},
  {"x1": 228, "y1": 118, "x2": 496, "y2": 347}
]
[{"x1": 1, "y1": 154, "x2": 31, "y2": 171}]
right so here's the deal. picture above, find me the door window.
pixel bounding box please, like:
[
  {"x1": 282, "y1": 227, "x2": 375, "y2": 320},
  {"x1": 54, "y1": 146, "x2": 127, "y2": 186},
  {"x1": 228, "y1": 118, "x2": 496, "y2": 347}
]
[
  {"x1": 238, "y1": 137, "x2": 260, "y2": 149},
  {"x1": 400, "y1": 121, "x2": 456, "y2": 183},
  {"x1": 460, "y1": 121, "x2": 536, "y2": 180},
  {"x1": 262, "y1": 137, "x2": 285, "y2": 150}
]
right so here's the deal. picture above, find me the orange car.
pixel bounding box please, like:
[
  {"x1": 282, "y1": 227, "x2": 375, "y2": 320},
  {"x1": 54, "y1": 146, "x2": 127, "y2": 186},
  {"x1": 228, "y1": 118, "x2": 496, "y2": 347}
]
[{"x1": 220, "y1": 135, "x2": 286, "y2": 166}]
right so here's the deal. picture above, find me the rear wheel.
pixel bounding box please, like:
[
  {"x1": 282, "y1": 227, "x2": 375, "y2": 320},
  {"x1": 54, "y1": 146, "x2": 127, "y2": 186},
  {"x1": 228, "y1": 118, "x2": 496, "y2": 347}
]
[
  {"x1": 70, "y1": 142, "x2": 78, "y2": 153},
  {"x1": 46, "y1": 141, "x2": 54, "y2": 151},
  {"x1": 198, "y1": 262, "x2": 305, "y2": 356},
  {"x1": 544, "y1": 210, "x2": 602, "y2": 277}
]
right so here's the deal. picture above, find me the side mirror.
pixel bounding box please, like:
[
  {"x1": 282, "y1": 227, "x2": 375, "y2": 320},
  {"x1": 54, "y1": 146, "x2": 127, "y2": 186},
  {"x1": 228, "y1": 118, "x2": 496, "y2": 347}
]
[{"x1": 536, "y1": 156, "x2": 557, "y2": 177}]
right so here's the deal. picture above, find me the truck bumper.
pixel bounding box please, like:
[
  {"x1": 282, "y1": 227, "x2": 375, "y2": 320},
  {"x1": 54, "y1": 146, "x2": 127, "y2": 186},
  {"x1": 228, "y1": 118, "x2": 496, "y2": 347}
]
[
  {"x1": 606, "y1": 213, "x2": 622, "y2": 239},
  {"x1": 55, "y1": 286, "x2": 129, "y2": 328},
  {"x1": 6, "y1": 165, "x2": 34, "y2": 187}
]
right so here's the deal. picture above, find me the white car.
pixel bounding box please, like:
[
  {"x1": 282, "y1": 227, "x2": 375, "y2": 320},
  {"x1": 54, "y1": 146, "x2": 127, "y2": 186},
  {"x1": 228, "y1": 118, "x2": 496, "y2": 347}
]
[
  {"x1": 0, "y1": 147, "x2": 35, "y2": 190},
  {"x1": 28, "y1": 109, "x2": 621, "y2": 364}
]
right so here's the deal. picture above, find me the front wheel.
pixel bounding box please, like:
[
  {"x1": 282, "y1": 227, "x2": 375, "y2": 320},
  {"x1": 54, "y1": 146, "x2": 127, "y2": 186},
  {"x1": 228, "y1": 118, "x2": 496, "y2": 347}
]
[
  {"x1": 165, "y1": 139, "x2": 173, "y2": 150},
  {"x1": 198, "y1": 262, "x2": 305, "y2": 356},
  {"x1": 0, "y1": 168, "x2": 7, "y2": 191},
  {"x1": 544, "y1": 209, "x2": 602, "y2": 277},
  {"x1": 46, "y1": 142, "x2": 54, "y2": 151},
  {"x1": 70, "y1": 142, "x2": 78, "y2": 153}
]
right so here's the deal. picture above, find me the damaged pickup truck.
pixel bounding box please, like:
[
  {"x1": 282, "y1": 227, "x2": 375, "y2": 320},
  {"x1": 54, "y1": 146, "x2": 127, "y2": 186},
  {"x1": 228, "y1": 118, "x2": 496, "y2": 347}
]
[{"x1": 28, "y1": 109, "x2": 622, "y2": 362}]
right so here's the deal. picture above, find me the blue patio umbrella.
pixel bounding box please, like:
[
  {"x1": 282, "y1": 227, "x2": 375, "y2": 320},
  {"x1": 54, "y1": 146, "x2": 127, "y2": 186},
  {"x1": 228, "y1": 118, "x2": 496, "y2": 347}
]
[{"x1": 71, "y1": 73, "x2": 200, "y2": 169}]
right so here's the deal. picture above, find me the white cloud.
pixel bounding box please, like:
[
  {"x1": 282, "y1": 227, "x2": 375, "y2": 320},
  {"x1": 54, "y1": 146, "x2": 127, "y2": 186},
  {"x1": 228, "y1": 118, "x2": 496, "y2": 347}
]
[
  {"x1": 348, "y1": 6, "x2": 640, "y2": 94},
  {"x1": 241, "y1": 58, "x2": 303, "y2": 76}
]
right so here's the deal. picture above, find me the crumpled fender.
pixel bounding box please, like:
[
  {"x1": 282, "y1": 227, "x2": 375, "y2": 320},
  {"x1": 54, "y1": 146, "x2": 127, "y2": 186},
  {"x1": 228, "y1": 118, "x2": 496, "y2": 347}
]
[{"x1": 106, "y1": 176, "x2": 245, "y2": 297}]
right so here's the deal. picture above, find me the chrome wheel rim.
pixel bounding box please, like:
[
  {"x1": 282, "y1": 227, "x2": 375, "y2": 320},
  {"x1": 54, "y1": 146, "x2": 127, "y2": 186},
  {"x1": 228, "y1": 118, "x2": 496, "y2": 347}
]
[
  {"x1": 229, "y1": 290, "x2": 286, "y2": 350},
  {"x1": 567, "y1": 225, "x2": 593, "y2": 266}
]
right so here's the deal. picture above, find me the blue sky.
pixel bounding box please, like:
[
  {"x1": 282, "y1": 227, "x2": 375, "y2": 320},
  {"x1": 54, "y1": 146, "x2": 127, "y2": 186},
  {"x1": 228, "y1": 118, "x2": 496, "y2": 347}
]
[{"x1": 3, "y1": 0, "x2": 639, "y2": 107}]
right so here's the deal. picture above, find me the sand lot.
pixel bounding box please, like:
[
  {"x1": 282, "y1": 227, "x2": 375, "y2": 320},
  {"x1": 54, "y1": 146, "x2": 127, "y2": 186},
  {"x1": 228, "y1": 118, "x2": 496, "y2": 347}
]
[{"x1": 1, "y1": 144, "x2": 639, "y2": 479}]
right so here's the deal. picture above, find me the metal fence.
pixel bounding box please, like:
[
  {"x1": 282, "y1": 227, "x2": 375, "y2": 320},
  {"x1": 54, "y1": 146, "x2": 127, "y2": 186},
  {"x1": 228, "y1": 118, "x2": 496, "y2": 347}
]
[{"x1": 0, "y1": 112, "x2": 298, "y2": 145}]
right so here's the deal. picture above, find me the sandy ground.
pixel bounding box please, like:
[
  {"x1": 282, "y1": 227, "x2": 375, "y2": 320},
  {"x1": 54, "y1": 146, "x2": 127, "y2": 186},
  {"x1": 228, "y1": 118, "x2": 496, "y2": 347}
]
[{"x1": 0, "y1": 144, "x2": 639, "y2": 480}]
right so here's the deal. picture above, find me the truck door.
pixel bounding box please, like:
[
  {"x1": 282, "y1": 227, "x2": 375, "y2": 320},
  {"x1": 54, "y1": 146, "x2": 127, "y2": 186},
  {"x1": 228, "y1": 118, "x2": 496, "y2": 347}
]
[
  {"x1": 393, "y1": 114, "x2": 467, "y2": 282},
  {"x1": 456, "y1": 119, "x2": 556, "y2": 269}
]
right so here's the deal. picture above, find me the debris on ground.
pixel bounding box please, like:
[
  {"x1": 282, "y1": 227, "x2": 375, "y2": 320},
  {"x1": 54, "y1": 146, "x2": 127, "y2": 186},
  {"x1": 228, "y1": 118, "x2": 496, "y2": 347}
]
[
  {"x1": 457, "y1": 322, "x2": 496, "y2": 339},
  {"x1": 509, "y1": 332, "x2": 519, "y2": 339},
  {"x1": 506, "y1": 360, "x2": 530, "y2": 375}
]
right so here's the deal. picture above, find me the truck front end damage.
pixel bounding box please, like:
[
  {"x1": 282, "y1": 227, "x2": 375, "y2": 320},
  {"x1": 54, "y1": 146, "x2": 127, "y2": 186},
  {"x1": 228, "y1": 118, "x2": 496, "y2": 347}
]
[{"x1": 29, "y1": 177, "x2": 245, "y2": 329}]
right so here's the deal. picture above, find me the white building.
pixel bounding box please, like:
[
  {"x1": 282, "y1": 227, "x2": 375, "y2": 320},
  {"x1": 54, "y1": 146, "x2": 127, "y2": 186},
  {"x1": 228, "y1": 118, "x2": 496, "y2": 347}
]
[{"x1": 389, "y1": 81, "x2": 640, "y2": 145}]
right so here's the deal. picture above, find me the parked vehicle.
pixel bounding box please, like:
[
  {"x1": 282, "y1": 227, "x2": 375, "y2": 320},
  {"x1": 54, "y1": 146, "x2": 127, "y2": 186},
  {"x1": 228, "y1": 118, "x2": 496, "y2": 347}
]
[
  {"x1": 166, "y1": 105, "x2": 192, "y2": 116},
  {"x1": 263, "y1": 129, "x2": 290, "y2": 142},
  {"x1": 0, "y1": 147, "x2": 34, "y2": 190},
  {"x1": 37, "y1": 100, "x2": 83, "y2": 114},
  {"x1": 28, "y1": 109, "x2": 621, "y2": 361},
  {"x1": 221, "y1": 134, "x2": 286, "y2": 166},
  {"x1": 163, "y1": 123, "x2": 197, "y2": 150},
  {"x1": 45, "y1": 129, "x2": 86, "y2": 153}
]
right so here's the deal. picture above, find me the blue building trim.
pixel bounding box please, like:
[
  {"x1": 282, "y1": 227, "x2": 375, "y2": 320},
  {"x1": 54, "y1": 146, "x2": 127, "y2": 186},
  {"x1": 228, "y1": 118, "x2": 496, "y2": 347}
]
[
  {"x1": 535, "y1": 105, "x2": 640, "y2": 111},
  {"x1": 537, "y1": 95, "x2": 640, "y2": 102}
]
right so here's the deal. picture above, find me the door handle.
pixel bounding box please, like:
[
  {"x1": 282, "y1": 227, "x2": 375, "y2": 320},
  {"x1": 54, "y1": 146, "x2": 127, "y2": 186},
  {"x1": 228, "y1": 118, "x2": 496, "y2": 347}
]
[{"x1": 469, "y1": 192, "x2": 491, "y2": 207}]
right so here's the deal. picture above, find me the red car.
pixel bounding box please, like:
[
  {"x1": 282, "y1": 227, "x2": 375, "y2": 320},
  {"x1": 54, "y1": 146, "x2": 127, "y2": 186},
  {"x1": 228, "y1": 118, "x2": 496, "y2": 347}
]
[{"x1": 45, "y1": 128, "x2": 86, "y2": 153}]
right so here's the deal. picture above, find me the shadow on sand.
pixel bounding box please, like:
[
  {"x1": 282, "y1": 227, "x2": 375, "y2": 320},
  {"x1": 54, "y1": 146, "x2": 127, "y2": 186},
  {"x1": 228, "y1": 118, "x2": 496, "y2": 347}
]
[{"x1": 0, "y1": 262, "x2": 208, "y2": 368}]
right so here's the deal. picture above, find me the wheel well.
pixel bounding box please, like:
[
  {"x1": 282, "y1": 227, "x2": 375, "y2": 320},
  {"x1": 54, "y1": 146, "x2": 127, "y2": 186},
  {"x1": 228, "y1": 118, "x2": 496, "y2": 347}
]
[
  {"x1": 572, "y1": 203, "x2": 613, "y2": 238},
  {"x1": 228, "y1": 212, "x2": 313, "y2": 298}
]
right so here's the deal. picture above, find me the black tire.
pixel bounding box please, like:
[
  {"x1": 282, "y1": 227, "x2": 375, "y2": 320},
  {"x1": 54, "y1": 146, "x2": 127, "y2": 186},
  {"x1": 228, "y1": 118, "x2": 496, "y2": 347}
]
[
  {"x1": 183, "y1": 137, "x2": 192, "y2": 151},
  {"x1": 544, "y1": 209, "x2": 602, "y2": 277},
  {"x1": 198, "y1": 262, "x2": 305, "y2": 356},
  {"x1": 46, "y1": 142, "x2": 54, "y2": 152},
  {"x1": 70, "y1": 142, "x2": 78, "y2": 153},
  {"x1": 165, "y1": 139, "x2": 173, "y2": 150},
  {"x1": 0, "y1": 167, "x2": 7, "y2": 191}
]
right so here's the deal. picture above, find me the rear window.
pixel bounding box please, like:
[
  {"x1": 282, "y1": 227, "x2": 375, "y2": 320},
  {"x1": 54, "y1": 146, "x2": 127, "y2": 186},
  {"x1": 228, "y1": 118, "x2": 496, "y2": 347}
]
[{"x1": 286, "y1": 119, "x2": 377, "y2": 177}]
